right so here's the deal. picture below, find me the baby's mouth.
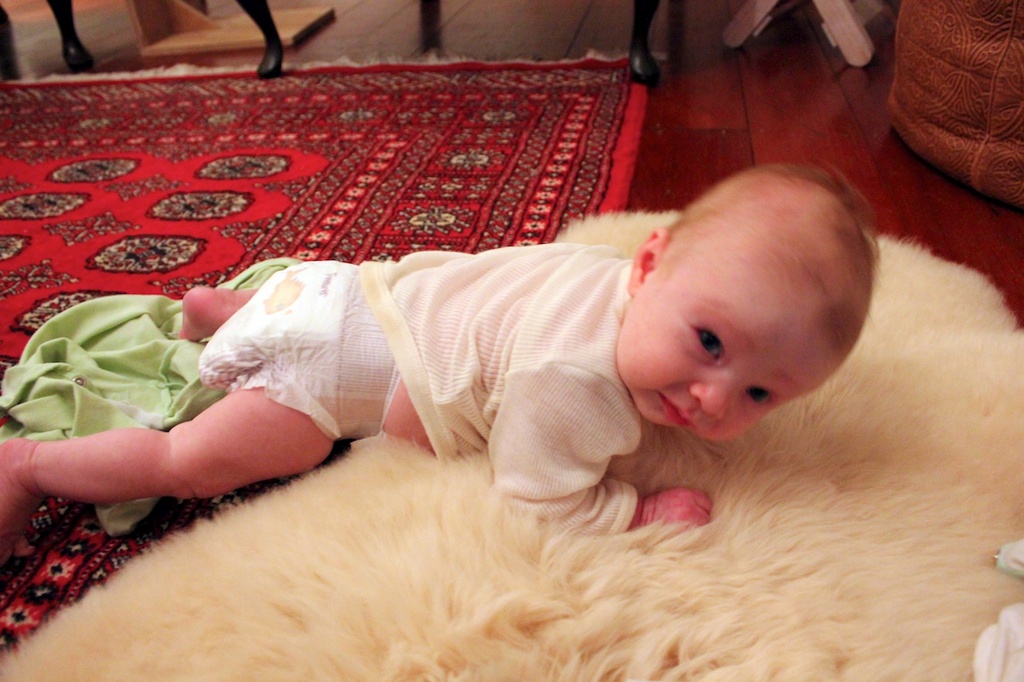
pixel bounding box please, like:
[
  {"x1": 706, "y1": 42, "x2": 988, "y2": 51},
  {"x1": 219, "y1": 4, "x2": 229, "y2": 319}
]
[{"x1": 659, "y1": 394, "x2": 693, "y2": 428}]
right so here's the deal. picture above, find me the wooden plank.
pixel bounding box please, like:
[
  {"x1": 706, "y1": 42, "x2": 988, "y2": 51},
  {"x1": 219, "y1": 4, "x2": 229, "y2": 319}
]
[
  {"x1": 873, "y1": 131, "x2": 1024, "y2": 323},
  {"x1": 314, "y1": 0, "x2": 442, "y2": 58},
  {"x1": 628, "y1": 128, "x2": 752, "y2": 210},
  {"x1": 568, "y1": 0, "x2": 642, "y2": 59},
  {"x1": 126, "y1": 0, "x2": 216, "y2": 50},
  {"x1": 662, "y1": 0, "x2": 747, "y2": 129},
  {"x1": 436, "y1": 0, "x2": 590, "y2": 60},
  {"x1": 731, "y1": 10, "x2": 900, "y2": 229},
  {"x1": 128, "y1": 4, "x2": 335, "y2": 57},
  {"x1": 627, "y1": 0, "x2": 752, "y2": 209}
]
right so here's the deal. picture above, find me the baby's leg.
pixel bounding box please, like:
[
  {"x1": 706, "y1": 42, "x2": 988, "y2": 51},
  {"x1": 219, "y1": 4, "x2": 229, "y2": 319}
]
[
  {"x1": 180, "y1": 288, "x2": 258, "y2": 341},
  {"x1": 0, "y1": 388, "x2": 333, "y2": 563}
]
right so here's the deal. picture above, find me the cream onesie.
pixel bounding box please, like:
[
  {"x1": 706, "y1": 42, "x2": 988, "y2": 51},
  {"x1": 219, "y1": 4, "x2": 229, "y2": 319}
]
[
  {"x1": 361, "y1": 242, "x2": 642, "y2": 534},
  {"x1": 201, "y1": 243, "x2": 643, "y2": 535}
]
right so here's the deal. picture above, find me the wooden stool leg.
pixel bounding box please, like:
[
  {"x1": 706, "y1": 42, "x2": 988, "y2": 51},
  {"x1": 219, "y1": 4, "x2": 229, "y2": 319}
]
[
  {"x1": 630, "y1": 0, "x2": 661, "y2": 86},
  {"x1": 232, "y1": 0, "x2": 283, "y2": 78},
  {"x1": 45, "y1": 0, "x2": 94, "y2": 71},
  {"x1": 722, "y1": 0, "x2": 783, "y2": 48},
  {"x1": 724, "y1": 0, "x2": 873, "y2": 67},
  {"x1": 811, "y1": 0, "x2": 873, "y2": 66}
]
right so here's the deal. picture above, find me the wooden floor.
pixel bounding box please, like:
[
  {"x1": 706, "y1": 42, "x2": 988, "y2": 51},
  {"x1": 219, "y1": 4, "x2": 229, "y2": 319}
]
[{"x1": 3, "y1": 0, "x2": 1024, "y2": 320}]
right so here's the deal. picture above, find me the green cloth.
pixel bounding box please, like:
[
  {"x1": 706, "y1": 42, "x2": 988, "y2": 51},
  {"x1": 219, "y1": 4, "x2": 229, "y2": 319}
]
[{"x1": 0, "y1": 258, "x2": 299, "y2": 535}]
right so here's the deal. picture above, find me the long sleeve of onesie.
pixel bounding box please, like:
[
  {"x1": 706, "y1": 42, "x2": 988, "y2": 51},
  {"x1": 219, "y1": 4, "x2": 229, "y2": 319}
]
[{"x1": 489, "y1": 362, "x2": 640, "y2": 534}]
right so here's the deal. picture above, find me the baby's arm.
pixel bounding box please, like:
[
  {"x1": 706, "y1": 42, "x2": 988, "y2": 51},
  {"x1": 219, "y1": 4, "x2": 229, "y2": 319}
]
[
  {"x1": 628, "y1": 488, "x2": 713, "y2": 530},
  {"x1": 490, "y1": 366, "x2": 713, "y2": 534}
]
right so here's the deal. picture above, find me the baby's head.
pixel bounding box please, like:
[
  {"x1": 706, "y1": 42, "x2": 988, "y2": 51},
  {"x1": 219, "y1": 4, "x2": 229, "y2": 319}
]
[{"x1": 617, "y1": 164, "x2": 878, "y2": 440}]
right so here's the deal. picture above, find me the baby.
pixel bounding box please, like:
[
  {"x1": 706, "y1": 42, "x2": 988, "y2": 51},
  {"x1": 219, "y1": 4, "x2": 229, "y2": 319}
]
[{"x1": 0, "y1": 164, "x2": 877, "y2": 564}]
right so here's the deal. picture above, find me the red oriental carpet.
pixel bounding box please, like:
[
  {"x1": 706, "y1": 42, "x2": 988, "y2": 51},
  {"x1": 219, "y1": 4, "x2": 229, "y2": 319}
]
[{"x1": 0, "y1": 59, "x2": 645, "y2": 648}]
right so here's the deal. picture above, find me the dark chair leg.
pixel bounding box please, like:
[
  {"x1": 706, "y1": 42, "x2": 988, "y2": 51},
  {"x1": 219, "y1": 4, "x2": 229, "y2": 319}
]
[
  {"x1": 233, "y1": 0, "x2": 283, "y2": 78},
  {"x1": 1, "y1": 3, "x2": 18, "y2": 81},
  {"x1": 45, "y1": 0, "x2": 94, "y2": 72},
  {"x1": 630, "y1": 0, "x2": 660, "y2": 86}
]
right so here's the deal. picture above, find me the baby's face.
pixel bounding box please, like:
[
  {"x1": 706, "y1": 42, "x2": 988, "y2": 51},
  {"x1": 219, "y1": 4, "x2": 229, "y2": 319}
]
[{"x1": 617, "y1": 228, "x2": 845, "y2": 441}]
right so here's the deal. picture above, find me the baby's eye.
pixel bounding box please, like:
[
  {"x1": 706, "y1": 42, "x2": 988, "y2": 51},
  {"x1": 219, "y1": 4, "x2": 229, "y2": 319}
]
[
  {"x1": 697, "y1": 329, "x2": 722, "y2": 359},
  {"x1": 747, "y1": 387, "x2": 770, "y2": 404}
]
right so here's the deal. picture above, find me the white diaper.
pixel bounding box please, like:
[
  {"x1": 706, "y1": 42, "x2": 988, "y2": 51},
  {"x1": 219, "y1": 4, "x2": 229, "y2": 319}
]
[{"x1": 199, "y1": 261, "x2": 397, "y2": 440}]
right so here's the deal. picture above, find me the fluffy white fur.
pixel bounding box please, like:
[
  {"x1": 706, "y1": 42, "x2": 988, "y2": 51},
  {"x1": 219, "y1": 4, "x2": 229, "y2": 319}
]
[{"x1": 2, "y1": 213, "x2": 1023, "y2": 681}]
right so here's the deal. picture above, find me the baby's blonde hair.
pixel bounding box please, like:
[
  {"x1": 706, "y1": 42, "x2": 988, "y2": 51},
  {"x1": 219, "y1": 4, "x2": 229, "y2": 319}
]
[{"x1": 665, "y1": 164, "x2": 879, "y2": 356}]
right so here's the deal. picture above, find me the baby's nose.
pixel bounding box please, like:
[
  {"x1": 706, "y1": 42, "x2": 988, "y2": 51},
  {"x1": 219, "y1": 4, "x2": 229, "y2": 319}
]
[{"x1": 691, "y1": 383, "x2": 729, "y2": 419}]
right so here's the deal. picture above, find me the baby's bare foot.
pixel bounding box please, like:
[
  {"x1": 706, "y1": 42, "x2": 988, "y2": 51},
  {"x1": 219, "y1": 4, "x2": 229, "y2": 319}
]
[
  {"x1": 180, "y1": 287, "x2": 254, "y2": 341},
  {"x1": 180, "y1": 287, "x2": 220, "y2": 341},
  {"x1": 0, "y1": 438, "x2": 43, "y2": 565}
]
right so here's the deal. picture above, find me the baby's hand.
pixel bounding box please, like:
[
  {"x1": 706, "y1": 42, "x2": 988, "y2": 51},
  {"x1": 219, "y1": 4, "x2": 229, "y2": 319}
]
[{"x1": 629, "y1": 488, "x2": 712, "y2": 530}]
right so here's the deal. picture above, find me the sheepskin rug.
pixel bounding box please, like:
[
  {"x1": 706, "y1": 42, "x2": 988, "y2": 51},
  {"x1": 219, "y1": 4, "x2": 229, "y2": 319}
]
[{"x1": 2, "y1": 213, "x2": 1023, "y2": 681}]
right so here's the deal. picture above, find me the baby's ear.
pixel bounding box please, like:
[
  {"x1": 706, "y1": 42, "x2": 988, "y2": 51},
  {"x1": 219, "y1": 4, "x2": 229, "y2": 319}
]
[{"x1": 628, "y1": 228, "x2": 671, "y2": 295}]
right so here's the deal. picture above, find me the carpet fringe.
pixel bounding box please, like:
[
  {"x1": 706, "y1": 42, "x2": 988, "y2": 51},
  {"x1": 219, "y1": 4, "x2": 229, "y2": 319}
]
[{"x1": 21, "y1": 50, "x2": 629, "y2": 83}]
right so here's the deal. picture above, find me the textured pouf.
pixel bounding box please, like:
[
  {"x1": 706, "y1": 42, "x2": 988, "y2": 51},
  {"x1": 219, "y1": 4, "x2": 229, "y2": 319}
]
[{"x1": 888, "y1": 0, "x2": 1024, "y2": 209}]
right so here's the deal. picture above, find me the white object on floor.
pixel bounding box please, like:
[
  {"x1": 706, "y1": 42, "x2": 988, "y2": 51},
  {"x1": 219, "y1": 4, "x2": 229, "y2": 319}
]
[
  {"x1": 975, "y1": 604, "x2": 1024, "y2": 682},
  {"x1": 723, "y1": 0, "x2": 874, "y2": 67},
  {"x1": 997, "y1": 539, "x2": 1024, "y2": 579}
]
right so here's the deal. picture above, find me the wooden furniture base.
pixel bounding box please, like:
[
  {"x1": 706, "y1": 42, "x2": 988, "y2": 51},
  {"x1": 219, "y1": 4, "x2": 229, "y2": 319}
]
[
  {"x1": 126, "y1": 1, "x2": 332, "y2": 57},
  {"x1": 125, "y1": 0, "x2": 333, "y2": 77},
  {"x1": 723, "y1": 0, "x2": 874, "y2": 67}
]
